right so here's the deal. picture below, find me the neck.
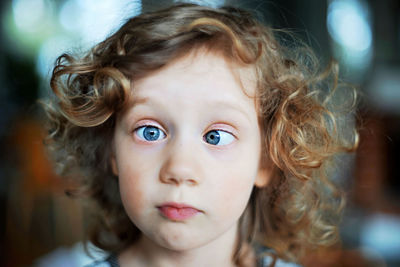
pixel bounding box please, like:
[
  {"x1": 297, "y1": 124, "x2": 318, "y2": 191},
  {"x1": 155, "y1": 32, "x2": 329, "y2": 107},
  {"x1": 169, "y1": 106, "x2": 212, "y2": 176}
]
[{"x1": 118, "y1": 223, "x2": 240, "y2": 267}]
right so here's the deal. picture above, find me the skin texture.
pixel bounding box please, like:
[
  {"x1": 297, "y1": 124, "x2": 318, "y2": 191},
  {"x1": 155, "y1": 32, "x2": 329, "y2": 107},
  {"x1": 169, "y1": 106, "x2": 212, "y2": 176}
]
[{"x1": 111, "y1": 50, "x2": 270, "y2": 267}]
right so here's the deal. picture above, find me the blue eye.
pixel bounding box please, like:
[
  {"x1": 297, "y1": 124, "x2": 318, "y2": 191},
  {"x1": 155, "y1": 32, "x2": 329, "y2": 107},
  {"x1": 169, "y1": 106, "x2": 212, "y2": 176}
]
[
  {"x1": 136, "y1": 126, "x2": 166, "y2": 141},
  {"x1": 204, "y1": 130, "x2": 234, "y2": 146}
]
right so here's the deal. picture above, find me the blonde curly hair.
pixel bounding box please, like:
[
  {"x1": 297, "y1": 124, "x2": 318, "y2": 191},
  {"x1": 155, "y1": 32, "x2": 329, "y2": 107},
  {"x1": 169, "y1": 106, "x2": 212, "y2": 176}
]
[{"x1": 44, "y1": 3, "x2": 358, "y2": 266}]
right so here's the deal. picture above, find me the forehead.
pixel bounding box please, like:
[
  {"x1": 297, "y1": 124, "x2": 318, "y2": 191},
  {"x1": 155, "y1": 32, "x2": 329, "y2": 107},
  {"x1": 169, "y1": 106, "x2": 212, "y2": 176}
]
[{"x1": 130, "y1": 49, "x2": 258, "y2": 103}]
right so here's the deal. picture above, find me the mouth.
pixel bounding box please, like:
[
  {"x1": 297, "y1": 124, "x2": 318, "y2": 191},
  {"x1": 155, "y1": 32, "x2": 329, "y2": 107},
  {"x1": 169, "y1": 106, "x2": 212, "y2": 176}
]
[{"x1": 157, "y1": 202, "x2": 201, "y2": 221}]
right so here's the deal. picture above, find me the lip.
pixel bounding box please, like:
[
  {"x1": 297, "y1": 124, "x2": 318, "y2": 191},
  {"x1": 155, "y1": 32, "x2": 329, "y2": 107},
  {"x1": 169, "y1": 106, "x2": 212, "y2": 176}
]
[{"x1": 157, "y1": 202, "x2": 201, "y2": 221}]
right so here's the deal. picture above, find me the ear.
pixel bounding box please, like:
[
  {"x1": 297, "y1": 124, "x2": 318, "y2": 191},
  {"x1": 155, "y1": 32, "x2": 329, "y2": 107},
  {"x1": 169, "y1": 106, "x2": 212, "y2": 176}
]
[
  {"x1": 254, "y1": 166, "x2": 272, "y2": 188},
  {"x1": 110, "y1": 139, "x2": 119, "y2": 176},
  {"x1": 254, "y1": 143, "x2": 274, "y2": 187},
  {"x1": 110, "y1": 156, "x2": 119, "y2": 176}
]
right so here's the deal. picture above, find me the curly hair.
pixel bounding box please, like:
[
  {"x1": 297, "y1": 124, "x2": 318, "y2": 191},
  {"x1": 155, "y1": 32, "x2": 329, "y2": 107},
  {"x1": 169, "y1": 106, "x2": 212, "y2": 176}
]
[{"x1": 43, "y1": 3, "x2": 358, "y2": 266}]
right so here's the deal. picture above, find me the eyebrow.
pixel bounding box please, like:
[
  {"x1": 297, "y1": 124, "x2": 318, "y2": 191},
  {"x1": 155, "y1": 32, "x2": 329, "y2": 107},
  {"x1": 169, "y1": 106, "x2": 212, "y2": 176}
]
[
  {"x1": 210, "y1": 100, "x2": 253, "y2": 122},
  {"x1": 127, "y1": 96, "x2": 253, "y2": 123}
]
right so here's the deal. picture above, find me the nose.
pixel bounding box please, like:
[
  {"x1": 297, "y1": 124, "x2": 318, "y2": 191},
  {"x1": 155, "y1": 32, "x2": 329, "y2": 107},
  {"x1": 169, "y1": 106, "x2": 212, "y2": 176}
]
[{"x1": 159, "y1": 139, "x2": 201, "y2": 186}]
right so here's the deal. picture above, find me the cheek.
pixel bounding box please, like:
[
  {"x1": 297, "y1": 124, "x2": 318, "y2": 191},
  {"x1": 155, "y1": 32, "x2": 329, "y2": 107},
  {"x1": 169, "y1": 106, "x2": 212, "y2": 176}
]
[
  {"x1": 211, "y1": 167, "x2": 256, "y2": 220},
  {"x1": 114, "y1": 139, "x2": 161, "y2": 215},
  {"x1": 215, "y1": 182, "x2": 253, "y2": 226},
  {"x1": 215, "y1": 147, "x2": 260, "y2": 216},
  {"x1": 118, "y1": 164, "x2": 148, "y2": 217},
  {"x1": 221, "y1": 179, "x2": 253, "y2": 203}
]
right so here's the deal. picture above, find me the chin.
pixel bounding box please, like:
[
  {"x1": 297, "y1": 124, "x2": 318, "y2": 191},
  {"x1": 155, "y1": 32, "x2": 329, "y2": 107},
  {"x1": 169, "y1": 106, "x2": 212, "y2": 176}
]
[{"x1": 156, "y1": 234, "x2": 205, "y2": 251}]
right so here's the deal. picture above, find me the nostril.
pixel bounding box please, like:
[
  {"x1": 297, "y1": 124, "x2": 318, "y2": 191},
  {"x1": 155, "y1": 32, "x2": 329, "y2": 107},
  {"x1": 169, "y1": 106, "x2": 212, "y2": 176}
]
[
  {"x1": 187, "y1": 179, "x2": 198, "y2": 186},
  {"x1": 164, "y1": 176, "x2": 180, "y2": 185},
  {"x1": 159, "y1": 172, "x2": 199, "y2": 186}
]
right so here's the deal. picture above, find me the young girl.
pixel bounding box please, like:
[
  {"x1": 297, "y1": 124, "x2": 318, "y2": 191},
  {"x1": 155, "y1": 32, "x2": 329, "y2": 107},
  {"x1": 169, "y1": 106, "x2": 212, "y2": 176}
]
[{"x1": 44, "y1": 3, "x2": 358, "y2": 267}]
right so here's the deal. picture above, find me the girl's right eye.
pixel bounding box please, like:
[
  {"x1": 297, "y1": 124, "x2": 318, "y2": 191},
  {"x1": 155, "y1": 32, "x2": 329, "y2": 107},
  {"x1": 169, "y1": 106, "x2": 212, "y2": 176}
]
[{"x1": 135, "y1": 125, "x2": 166, "y2": 142}]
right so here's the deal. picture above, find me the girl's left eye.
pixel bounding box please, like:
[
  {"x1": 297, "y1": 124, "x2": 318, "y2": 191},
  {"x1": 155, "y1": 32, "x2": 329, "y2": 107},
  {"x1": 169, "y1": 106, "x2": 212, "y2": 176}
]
[
  {"x1": 135, "y1": 125, "x2": 166, "y2": 142},
  {"x1": 204, "y1": 130, "x2": 235, "y2": 146}
]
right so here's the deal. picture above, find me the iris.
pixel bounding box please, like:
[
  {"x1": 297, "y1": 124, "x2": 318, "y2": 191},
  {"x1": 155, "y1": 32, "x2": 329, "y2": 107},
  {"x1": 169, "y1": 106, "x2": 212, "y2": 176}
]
[
  {"x1": 205, "y1": 130, "x2": 220, "y2": 145},
  {"x1": 141, "y1": 126, "x2": 161, "y2": 141}
]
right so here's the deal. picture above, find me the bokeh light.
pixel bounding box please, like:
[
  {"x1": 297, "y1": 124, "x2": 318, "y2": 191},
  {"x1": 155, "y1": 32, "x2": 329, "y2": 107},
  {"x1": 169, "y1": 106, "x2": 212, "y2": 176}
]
[
  {"x1": 12, "y1": 0, "x2": 48, "y2": 34},
  {"x1": 36, "y1": 35, "x2": 77, "y2": 79},
  {"x1": 361, "y1": 214, "x2": 400, "y2": 260},
  {"x1": 37, "y1": 0, "x2": 142, "y2": 79},
  {"x1": 2, "y1": 0, "x2": 56, "y2": 57},
  {"x1": 4, "y1": 0, "x2": 142, "y2": 79},
  {"x1": 59, "y1": 0, "x2": 142, "y2": 45},
  {"x1": 327, "y1": 0, "x2": 372, "y2": 76},
  {"x1": 327, "y1": 0, "x2": 372, "y2": 52},
  {"x1": 174, "y1": 0, "x2": 225, "y2": 8}
]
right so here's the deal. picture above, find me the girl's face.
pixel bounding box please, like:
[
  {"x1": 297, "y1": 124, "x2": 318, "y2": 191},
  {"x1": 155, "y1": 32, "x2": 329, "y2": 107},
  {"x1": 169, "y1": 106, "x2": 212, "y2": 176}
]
[{"x1": 111, "y1": 51, "x2": 269, "y2": 253}]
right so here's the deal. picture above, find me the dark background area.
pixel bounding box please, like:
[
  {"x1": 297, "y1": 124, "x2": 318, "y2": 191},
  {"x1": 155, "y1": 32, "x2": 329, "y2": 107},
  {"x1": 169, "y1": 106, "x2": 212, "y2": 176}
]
[{"x1": 0, "y1": 0, "x2": 399, "y2": 266}]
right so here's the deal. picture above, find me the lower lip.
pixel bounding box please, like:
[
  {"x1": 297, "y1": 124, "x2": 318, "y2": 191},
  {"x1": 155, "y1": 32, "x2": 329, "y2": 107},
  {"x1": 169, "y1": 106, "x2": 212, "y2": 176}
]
[{"x1": 158, "y1": 206, "x2": 199, "y2": 221}]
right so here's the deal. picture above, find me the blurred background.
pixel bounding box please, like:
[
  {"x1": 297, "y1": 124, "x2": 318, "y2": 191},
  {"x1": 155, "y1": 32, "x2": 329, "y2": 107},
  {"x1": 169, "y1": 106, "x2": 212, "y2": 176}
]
[{"x1": 0, "y1": 0, "x2": 399, "y2": 266}]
